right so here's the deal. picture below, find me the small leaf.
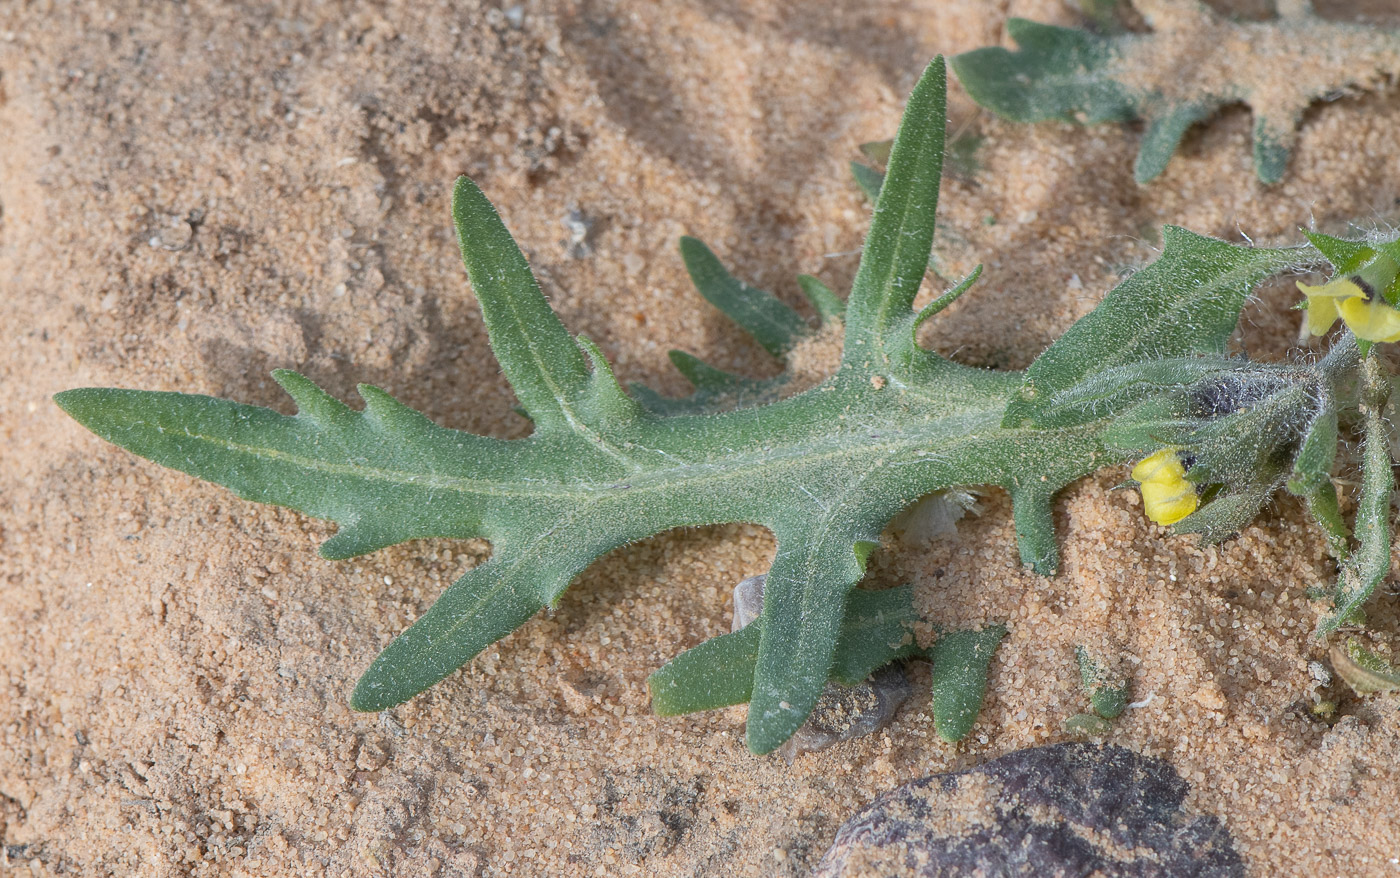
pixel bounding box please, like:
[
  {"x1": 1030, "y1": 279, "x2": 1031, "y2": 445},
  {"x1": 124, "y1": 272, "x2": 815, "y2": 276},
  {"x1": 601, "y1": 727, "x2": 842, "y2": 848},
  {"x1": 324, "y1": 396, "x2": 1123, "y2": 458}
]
[
  {"x1": 828, "y1": 587, "x2": 925, "y2": 685},
  {"x1": 797, "y1": 274, "x2": 845, "y2": 324},
  {"x1": 1252, "y1": 115, "x2": 1297, "y2": 186},
  {"x1": 1301, "y1": 480, "x2": 1350, "y2": 564},
  {"x1": 1331, "y1": 638, "x2": 1400, "y2": 696},
  {"x1": 858, "y1": 139, "x2": 893, "y2": 165},
  {"x1": 850, "y1": 162, "x2": 885, "y2": 202},
  {"x1": 649, "y1": 586, "x2": 924, "y2": 715},
  {"x1": 1075, "y1": 645, "x2": 1129, "y2": 719},
  {"x1": 912, "y1": 265, "x2": 982, "y2": 334},
  {"x1": 951, "y1": 19, "x2": 1133, "y2": 125},
  {"x1": 629, "y1": 351, "x2": 793, "y2": 416},
  {"x1": 929, "y1": 625, "x2": 1006, "y2": 743},
  {"x1": 1172, "y1": 475, "x2": 1279, "y2": 545},
  {"x1": 945, "y1": 130, "x2": 984, "y2": 181},
  {"x1": 746, "y1": 524, "x2": 875, "y2": 755},
  {"x1": 649, "y1": 622, "x2": 760, "y2": 716},
  {"x1": 1302, "y1": 229, "x2": 1374, "y2": 275},
  {"x1": 1011, "y1": 486, "x2": 1059, "y2": 575},
  {"x1": 679, "y1": 236, "x2": 809, "y2": 357}
]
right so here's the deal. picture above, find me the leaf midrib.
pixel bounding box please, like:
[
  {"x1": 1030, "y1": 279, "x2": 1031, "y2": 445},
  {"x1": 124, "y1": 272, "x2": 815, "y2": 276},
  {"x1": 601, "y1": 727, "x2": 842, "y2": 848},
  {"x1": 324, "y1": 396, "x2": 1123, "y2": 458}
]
[{"x1": 163, "y1": 396, "x2": 1017, "y2": 505}]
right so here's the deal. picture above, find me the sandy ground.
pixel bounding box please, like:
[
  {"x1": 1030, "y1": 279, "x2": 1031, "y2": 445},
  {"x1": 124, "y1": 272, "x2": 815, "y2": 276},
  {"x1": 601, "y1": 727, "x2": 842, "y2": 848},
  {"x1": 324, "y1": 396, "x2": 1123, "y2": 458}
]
[{"x1": 5, "y1": 0, "x2": 1400, "y2": 875}]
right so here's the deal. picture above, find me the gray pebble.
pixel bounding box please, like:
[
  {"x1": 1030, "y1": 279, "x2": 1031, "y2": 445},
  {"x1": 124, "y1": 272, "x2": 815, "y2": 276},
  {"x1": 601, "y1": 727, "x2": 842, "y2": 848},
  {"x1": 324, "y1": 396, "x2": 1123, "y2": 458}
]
[{"x1": 814, "y1": 741, "x2": 1245, "y2": 877}]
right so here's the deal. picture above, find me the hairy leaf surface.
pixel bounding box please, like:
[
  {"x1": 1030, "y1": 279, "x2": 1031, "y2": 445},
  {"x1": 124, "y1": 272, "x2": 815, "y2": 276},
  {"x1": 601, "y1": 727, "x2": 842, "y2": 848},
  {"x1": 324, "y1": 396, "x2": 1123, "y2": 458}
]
[
  {"x1": 55, "y1": 57, "x2": 1321, "y2": 754},
  {"x1": 951, "y1": 6, "x2": 1400, "y2": 184}
]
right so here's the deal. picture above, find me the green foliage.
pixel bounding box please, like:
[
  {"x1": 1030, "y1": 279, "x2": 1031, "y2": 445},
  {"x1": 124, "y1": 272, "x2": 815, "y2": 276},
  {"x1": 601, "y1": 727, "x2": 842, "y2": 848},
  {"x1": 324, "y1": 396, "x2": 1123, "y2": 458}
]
[
  {"x1": 649, "y1": 586, "x2": 927, "y2": 718},
  {"x1": 1316, "y1": 355, "x2": 1394, "y2": 636},
  {"x1": 1332, "y1": 637, "x2": 1400, "y2": 696},
  {"x1": 1065, "y1": 713, "x2": 1114, "y2": 736},
  {"x1": 650, "y1": 585, "x2": 1007, "y2": 744},
  {"x1": 951, "y1": 3, "x2": 1400, "y2": 184},
  {"x1": 929, "y1": 626, "x2": 1006, "y2": 743},
  {"x1": 1075, "y1": 646, "x2": 1129, "y2": 720},
  {"x1": 52, "y1": 54, "x2": 1400, "y2": 756}
]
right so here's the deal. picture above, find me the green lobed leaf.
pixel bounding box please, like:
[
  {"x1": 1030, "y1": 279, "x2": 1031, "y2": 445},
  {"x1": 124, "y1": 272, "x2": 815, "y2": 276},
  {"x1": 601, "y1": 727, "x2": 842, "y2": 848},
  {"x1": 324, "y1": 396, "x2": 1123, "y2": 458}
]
[
  {"x1": 951, "y1": 7, "x2": 1400, "y2": 184},
  {"x1": 56, "y1": 52, "x2": 1370, "y2": 756},
  {"x1": 951, "y1": 19, "x2": 1133, "y2": 127},
  {"x1": 1003, "y1": 228, "x2": 1304, "y2": 429},
  {"x1": 1135, "y1": 103, "x2": 1211, "y2": 185}
]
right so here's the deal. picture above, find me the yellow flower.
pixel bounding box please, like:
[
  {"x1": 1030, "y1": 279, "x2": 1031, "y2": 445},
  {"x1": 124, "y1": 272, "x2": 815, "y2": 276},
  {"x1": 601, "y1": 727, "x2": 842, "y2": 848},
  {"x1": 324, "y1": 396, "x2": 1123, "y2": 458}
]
[
  {"x1": 1131, "y1": 448, "x2": 1198, "y2": 526},
  {"x1": 1297, "y1": 252, "x2": 1400, "y2": 343}
]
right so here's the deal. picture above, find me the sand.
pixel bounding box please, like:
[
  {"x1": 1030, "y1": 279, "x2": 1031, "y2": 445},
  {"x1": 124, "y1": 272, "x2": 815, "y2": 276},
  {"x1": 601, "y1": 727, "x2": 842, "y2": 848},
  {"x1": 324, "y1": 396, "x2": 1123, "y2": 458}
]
[{"x1": 4, "y1": 0, "x2": 1400, "y2": 875}]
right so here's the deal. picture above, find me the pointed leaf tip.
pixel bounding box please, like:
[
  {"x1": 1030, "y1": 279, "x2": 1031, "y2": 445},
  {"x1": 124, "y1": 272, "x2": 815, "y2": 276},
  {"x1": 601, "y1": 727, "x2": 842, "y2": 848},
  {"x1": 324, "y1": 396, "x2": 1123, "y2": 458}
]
[
  {"x1": 357, "y1": 384, "x2": 440, "y2": 436},
  {"x1": 796, "y1": 275, "x2": 845, "y2": 324},
  {"x1": 452, "y1": 175, "x2": 591, "y2": 434},
  {"x1": 842, "y1": 56, "x2": 947, "y2": 370},
  {"x1": 668, "y1": 350, "x2": 741, "y2": 391},
  {"x1": 352, "y1": 559, "x2": 551, "y2": 711},
  {"x1": 678, "y1": 236, "x2": 809, "y2": 357},
  {"x1": 272, "y1": 370, "x2": 351, "y2": 423},
  {"x1": 576, "y1": 334, "x2": 641, "y2": 422}
]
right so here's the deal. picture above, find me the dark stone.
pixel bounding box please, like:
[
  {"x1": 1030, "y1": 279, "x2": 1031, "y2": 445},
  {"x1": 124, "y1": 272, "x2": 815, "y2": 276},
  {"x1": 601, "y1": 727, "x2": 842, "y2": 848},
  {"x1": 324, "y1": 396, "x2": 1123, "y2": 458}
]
[{"x1": 814, "y1": 742, "x2": 1245, "y2": 878}]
